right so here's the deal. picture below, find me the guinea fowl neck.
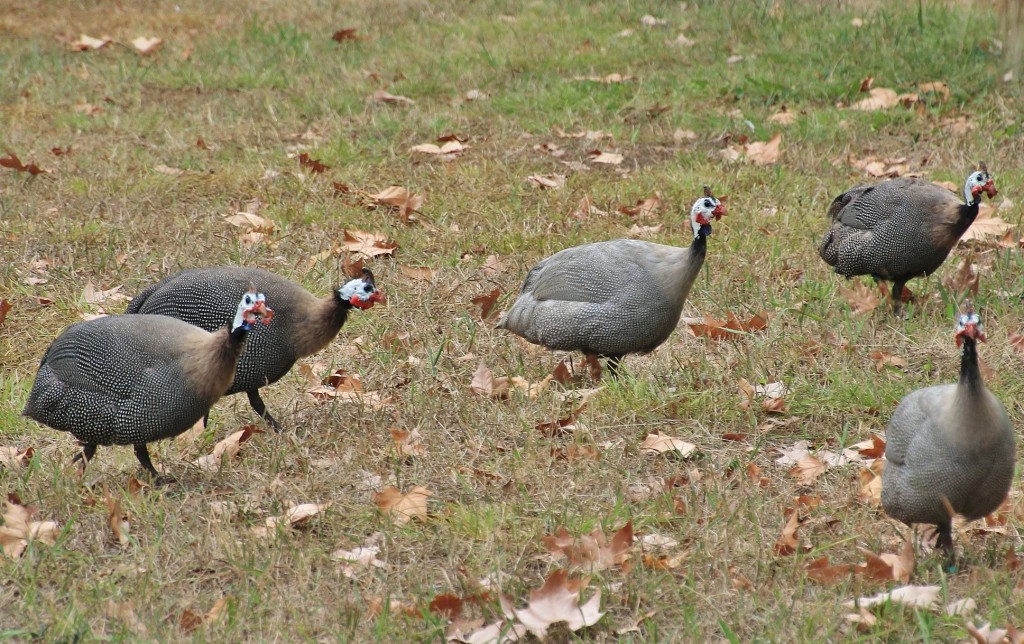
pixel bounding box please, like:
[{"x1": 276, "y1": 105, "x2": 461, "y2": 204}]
[
  {"x1": 952, "y1": 199, "x2": 981, "y2": 237},
  {"x1": 958, "y1": 336, "x2": 983, "y2": 392},
  {"x1": 690, "y1": 232, "x2": 707, "y2": 257},
  {"x1": 229, "y1": 324, "x2": 251, "y2": 344}
]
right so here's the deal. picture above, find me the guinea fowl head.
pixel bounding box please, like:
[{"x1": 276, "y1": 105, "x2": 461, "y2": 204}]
[
  {"x1": 233, "y1": 290, "x2": 274, "y2": 332},
  {"x1": 689, "y1": 185, "x2": 727, "y2": 239},
  {"x1": 964, "y1": 162, "x2": 997, "y2": 204},
  {"x1": 954, "y1": 301, "x2": 985, "y2": 347},
  {"x1": 338, "y1": 267, "x2": 386, "y2": 310}
]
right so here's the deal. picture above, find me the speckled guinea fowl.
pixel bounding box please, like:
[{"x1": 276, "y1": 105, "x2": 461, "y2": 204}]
[
  {"x1": 126, "y1": 266, "x2": 384, "y2": 430},
  {"x1": 23, "y1": 290, "x2": 273, "y2": 479},
  {"x1": 818, "y1": 164, "x2": 997, "y2": 314},
  {"x1": 498, "y1": 187, "x2": 726, "y2": 375},
  {"x1": 882, "y1": 304, "x2": 1014, "y2": 564}
]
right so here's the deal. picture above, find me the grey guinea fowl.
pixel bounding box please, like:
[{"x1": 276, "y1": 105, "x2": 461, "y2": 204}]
[
  {"x1": 881, "y1": 303, "x2": 1014, "y2": 564},
  {"x1": 498, "y1": 186, "x2": 726, "y2": 376},
  {"x1": 126, "y1": 266, "x2": 384, "y2": 430},
  {"x1": 23, "y1": 290, "x2": 273, "y2": 480},
  {"x1": 818, "y1": 163, "x2": 997, "y2": 315}
]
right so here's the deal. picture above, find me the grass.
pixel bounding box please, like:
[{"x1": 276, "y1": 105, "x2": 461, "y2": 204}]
[{"x1": 2, "y1": 0, "x2": 1024, "y2": 640}]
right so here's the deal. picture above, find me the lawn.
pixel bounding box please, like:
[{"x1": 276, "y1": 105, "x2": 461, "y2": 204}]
[{"x1": 2, "y1": 0, "x2": 1024, "y2": 640}]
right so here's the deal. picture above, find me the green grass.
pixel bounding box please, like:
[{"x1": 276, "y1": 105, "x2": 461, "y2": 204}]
[{"x1": 2, "y1": 0, "x2": 1024, "y2": 640}]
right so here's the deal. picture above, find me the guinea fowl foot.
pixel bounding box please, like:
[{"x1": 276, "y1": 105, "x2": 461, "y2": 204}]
[
  {"x1": 133, "y1": 444, "x2": 174, "y2": 486},
  {"x1": 935, "y1": 521, "x2": 958, "y2": 573},
  {"x1": 69, "y1": 443, "x2": 98, "y2": 475},
  {"x1": 248, "y1": 390, "x2": 284, "y2": 433}
]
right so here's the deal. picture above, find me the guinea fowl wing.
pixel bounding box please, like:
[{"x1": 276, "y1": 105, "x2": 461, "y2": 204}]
[{"x1": 519, "y1": 241, "x2": 657, "y2": 304}]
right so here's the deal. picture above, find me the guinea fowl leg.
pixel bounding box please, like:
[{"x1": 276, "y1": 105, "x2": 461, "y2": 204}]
[
  {"x1": 890, "y1": 278, "x2": 909, "y2": 317},
  {"x1": 935, "y1": 519, "x2": 957, "y2": 571},
  {"x1": 70, "y1": 443, "x2": 98, "y2": 472},
  {"x1": 133, "y1": 444, "x2": 174, "y2": 486},
  {"x1": 247, "y1": 390, "x2": 283, "y2": 432}
]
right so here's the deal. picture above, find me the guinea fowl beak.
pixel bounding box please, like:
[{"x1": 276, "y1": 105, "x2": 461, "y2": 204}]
[
  {"x1": 250, "y1": 301, "x2": 274, "y2": 325},
  {"x1": 712, "y1": 203, "x2": 727, "y2": 219},
  {"x1": 370, "y1": 290, "x2": 387, "y2": 304},
  {"x1": 956, "y1": 322, "x2": 984, "y2": 346}
]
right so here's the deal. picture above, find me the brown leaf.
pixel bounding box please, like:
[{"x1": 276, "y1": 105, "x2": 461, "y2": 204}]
[
  {"x1": 193, "y1": 425, "x2": 264, "y2": 471},
  {"x1": 767, "y1": 106, "x2": 797, "y2": 125},
  {"x1": 859, "y1": 76, "x2": 874, "y2": 92},
  {"x1": 839, "y1": 281, "x2": 880, "y2": 315},
  {"x1": 918, "y1": 81, "x2": 949, "y2": 100},
  {"x1": 789, "y1": 455, "x2": 827, "y2": 485},
  {"x1": 0, "y1": 152, "x2": 47, "y2": 175},
  {"x1": 398, "y1": 265, "x2": 435, "y2": 281},
  {"x1": 370, "y1": 89, "x2": 415, "y2": 106},
  {"x1": 130, "y1": 36, "x2": 163, "y2": 54},
  {"x1": 389, "y1": 428, "x2": 425, "y2": 457},
  {"x1": 870, "y1": 351, "x2": 907, "y2": 372},
  {"x1": 843, "y1": 585, "x2": 940, "y2": 610},
  {"x1": 342, "y1": 230, "x2": 398, "y2": 259},
  {"x1": 852, "y1": 87, "x2": 899, "y2": 111},
  {"x1": 746, "y1": 462, "x2": 769, "y2": 487},
  {"x1": 745, "y1": 133, "x2": 783, "y2": 165},
  {"x1": 687, "y1": 311, "x2": 770, "y2": 340},
  {"x1": 617, "y1": 194, "x2": 661, "y2": 220},
  {"x1": 470, "y1": 362, "x2": 510, "y2": 399},
  {"x1": 374, "y1": 486, "x2": 431, "y2": 525},
  {"x1": 331, "y1": 28, "x2": 360, "y2": 42},
  {"x1": 68, "y1": 33, "x2": 112, "y2": 51},
  {"x1": 805, "y1": 556, "x2": 854, "y2": 585},
  {"x1": 370, "y1": 186, "x2": 424, "y2": 223},
  {"x1": 856, "y1": 541, "x2": 914, "y2": 583},
  {"x1": 0, "y1": 299, "x2": 11, "y2": 327},
  {"x1": 640, "y1": 431, "x2": 696, "y2": 458},
  {"x1": 105, "y1": 494, "x2": 131, "y2": 547},
  {"x1": 773, "y1": 507, "x2": 805, "y2": 556},
  {"x1": 587, "y1": 150, "x2": 624, "y2": 165},
  {"x1": 526, "y1": 174, "x2": 566, "y2": 190},
  {"x1": 0, "y1": 446, "x2": 33, "y2": 469},
  {"x1": 429, "y1": 594, "x2": 464, "y2": 619},
  {"x1": 471, "y1": 287, "x2": 501, "y2": 320},
  {"x1": 512, "y1": 569, "x2": 604, "y2": 639},
  {"x1": 409, "y1": 140, "x2": 468, "y2": 156},
  {"x1": 297, "y1": 153, "x2": 330, "y2": 174},
  {"x1": 252, "y1": 502, "x2": 333, "y2": 537},
  {"x1": 857, "y1": 459, "x2": 885, "y2": 505},
  {"x1": 1010, "y1": 333, "x2": 1024, "y2": 356},
  {"x1": 962, "y1": 204, "x2": 1015, "y2": 241},
  {"x1": 543, "y1": 522, "x2": 633, "y2": 571},
  {"x1": 0, "y1": 499, "x2": 58, "y2": 558}
]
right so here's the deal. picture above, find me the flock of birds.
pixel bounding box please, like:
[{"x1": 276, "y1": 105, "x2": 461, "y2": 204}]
[{"x1": 21, "y1": 163, "x2": 1013, "y2": 565}]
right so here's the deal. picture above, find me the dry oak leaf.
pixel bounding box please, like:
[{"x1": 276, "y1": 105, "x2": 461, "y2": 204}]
[
  {"x1": 105, "y1": 494, "x2": 131, "y2": 547},
  {"x1": 398, "y1": 265, "x2": 435, "y2": 281},
  {"x1": 131, "y1": 36, "x2": 163, "y2": 54},
  {"x1": 0, "y1": 446, "x2": 33, "y2": 469},
  {"x1": 852, "y1": 87, "x2": 899, "y2": 111},
  {"x1": 512, "y1": 569, "x2": 604, "y2": 640},
  {"x1": 193, "y1": 425, "x2": 263, "y2": 471},
  {"x1": 773, "y1": 507, "x2": 807, "y2": 556},
  {"x1": 944, "y1": 258, "x2": 979, "y2": 296},
  {"x1": 839, "y1": 281, "x2": 880, "y2": 315},
  {"x1": 790, "y1": 454, "x2": 827, "y2": 485},
  {"x1": 918, "y1": 81, "x2": 950, "y2": 101},
  {"x1": 617, "y1": 194, "x2": 661, "y2": 220},
  {"x1": 370, "y1": 89, "x2": 415, "y2": 106},
  {"x1": 331, "y1": 544, "x2": 388, "y2": 578},
  {"x1": 640, "y1": 431, "x2": 697, "y2": 458},
  {"x1": 0, "y1": 499, "x2": 59, "y2": 558},
  {"x1": 870, "y1": 351, "x2": 907, "y2": 372},
  {"x1": 224, "y1": 212, "x2": 275, "y2": 232},
  {"x1": 856, "y1": 540, "x2": 914, "y2": 584},
  {"x1": 526, "y1": 174, "x2": 566, "y2": 190},
  {"x1": 253, "y1": 502, "x2": 332, "y2": 537},
  {"x1": 844, "y1": 585, "x2": 941, "y2": 610},
  {"x1": 0, "y1": 299, "x2": 11, "y2": 327},
  {"x1": 470, "y1": 362, "x2": 510, "y2": 399},
  {"x1": 178, "y1": 597, "x2": 229, "y2": 634},
  {"x1": 858, "y1": 459, "x2": 885, "y2": 505},
  {"x1": 331, "y1": 28, "x2": 360, "y2": 42},
  {"x1": 389, "y1": 428, "x2": 425, "y2": 457},
  {"x1": 83, "y1": 282, "x2": 128, "y2": 304},
  {"x1": 966, "y1": 622, "x2": 1024, "y2": 644},
  {"x1": 587, "y1": 150, "x2": 624, "y2": 165},
  {"x1": 370, "y1": 186, "x2": 425, "y2": 224},
  {"x1": 542, "y1": 522, "x2": 633, "y2": 571},
  {"x1": 409, "y1": 140, "x2": 468, "y2": 156},
  {"x1": 961, "y1": 204, "x2": 1015, "y2": 241},
  {"x1": 471, "y1": 287, "x2": 502, "y2": 320},
  {"x1": 805, "y1": 556, "x2": 855, "y2": 585},
  {"x1": 343, "y1": 229, "x2": 398, "y2": 258},
  {"x1": 68, "y1": 34, "x2": 112, "y2": 51},
  {"x1": 745, "y1": 132, "x2": 783, "y2": 165},
  {"x1": 0, "y1": 152, "x2": 47, "y2": 175},
  {"x1": 687, "y1": 310, "x2": 769, "y2": 340},
  {"x1": 374, "y1": 486, "x2": 432, "y2": 525}
]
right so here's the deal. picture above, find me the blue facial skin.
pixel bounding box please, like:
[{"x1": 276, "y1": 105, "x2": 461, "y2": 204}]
[{"x1": 700, "y1": 222, "x2": 712, "y2": 237}]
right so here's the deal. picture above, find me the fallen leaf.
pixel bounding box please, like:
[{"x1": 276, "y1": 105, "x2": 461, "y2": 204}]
[
  {"x1": 512, "y1": 570, "x2": 603, "y2": 640},
  {"x1": 745, "y1": 133, "x2": 783, "y2": 165},
  {"x1": 374, "y1": 486, "x2": 431, "y2": 525},
  {"x1": 839, "y1": 282, "x2": 880, "y2": 315},
  {"x1": 252, "y1": 502, "x2": 332, "y2": 537},
  {"x1": 852, "y1": 87, "x2": 899, "y2": 111},
  {"x1": 331, "y1": 28, "x2": 360, "y2": 42},
  {"x1": 68, "y1": 33, "x2": 112, "y2": 51},
  {"x1": 543, "y1": 522, "x2": 633, "y2": 571},
  {"x1": 0, "y1": 498, "x2": 58, "y2": 559},
  {"x1": 105, "y1": 601, "x2": 148, "y2": 636},
  {"x1": 572, "y1": 73, "x2": 633, "y2": 83},
  {"x1": 805, "y1": 556, "x2": 854, "y2": 585},
  {"x1": 640, "y1": 431, "x2": 696, "y2": 458},
  {"x1": 768, "y1": 107, "x2": 797, "y2": 125},
  {"x1": 389, "y1": 428, "x2": 424, "y2": 457},
  {"x1": 370, "y1": 185, "x2": 424, "y2": 223},
  {"x1": 858, "y1": 459, "x2": 885, "y2": 505},
  {"x1": 193, "y1": 425, "x2": 263, "y2": 472},
  {"x1": 131, "y1": 36, "x2": 163, "y2": 54},
  {"x1": 0, "y1": 152, "x2": 47, "y2": 175},
  {"x1": 526, "y1": 174, "x2": 565, "y2": 190},
  {"x1": 870, "y1": 351, "x2": 908, "y2": 372},
  {"x1": 0, "y1": 299, "x2": 10, "y2": 326},
  {"x1": 687, "y1": 311, "x2": 770, "y2": 340},
  {"x1": 409, "y1": 140, "x2": 468, "y2": 156},
  {"x1": 773, "y1": 507, "x2": 806, "y2": 556},
  {"x1": 617, "y1": 194, "x2": 661, "y2": 220},
  {"x1": 844, "y1": 585, "x2": 940, "y2": 610},
  {"x1": 332, "y1": 543, "x2": 388, "y2": 578},
  {"x1": 789, "y1": 455, "x2": 827, "y2": 485},
  {"x1": 471, "y1": 288, "x2": 501, "y2": 320},
  {"x1": 178, "y1": 596, "x2": 229, "y2": 634},
  {"x1": 105, "y1": 494, "x2": 131, "y2": 547},
  {"x1": 587, "y1": 150, "x2": 624, "y2": 165},
  {"x1": 470, "y1": 362, "x2": 510, "y2": 399},
  {"x1": 297, "y1": 152, "x2": 330, "y2": 174},
  {"x1": 370, "y1": 89, "x2": 415, "y2": 106},
  {"x1": 918, "y1": 81, "x2": 950, "y2": 101},
  {"x1": 82, "y1": 282, "x2": 128, "y2": 305},
  {"x1": 343, "y1": 230, "x2": 398, "y2": 259},
  {"x1": 0, "y1": 446, "x2": 33, "y2": 469},
  {"x1": 398, "y1": 265, "x2": 435, "y2": 281}
]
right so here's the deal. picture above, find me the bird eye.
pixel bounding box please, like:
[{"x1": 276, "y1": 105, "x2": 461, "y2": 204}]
[
  {"x1": 363, "y1": 284, "x2": 373, "y2": 293},
  {"x1": 244, "y1": 295, "x2": 253, "y2": 305},
  {"x1": 703, "y1": 199, "x2": 713, "y2": 208}
]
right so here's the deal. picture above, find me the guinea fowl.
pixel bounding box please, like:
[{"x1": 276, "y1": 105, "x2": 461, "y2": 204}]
[
  {"x1": 23, "y1": 290, "x2": 273, "y2": 480},
  {"x1": 818, "y1": 163, "x2": 997, "y2": 315},
  {"x1": 498, "y1": 186, "x2": 726, "y2": 376},
  {"x1": 126, "y1": 266, "x2": 385, "y2": 430},
  {"x1": 881, "y1": 303, "x2": 1014, "y2": 565}
]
